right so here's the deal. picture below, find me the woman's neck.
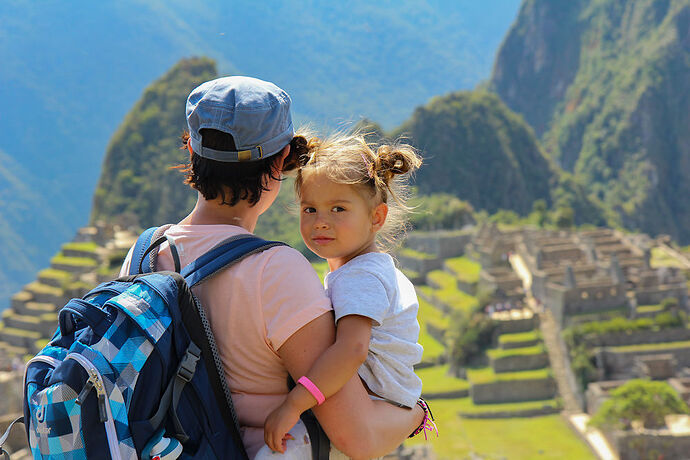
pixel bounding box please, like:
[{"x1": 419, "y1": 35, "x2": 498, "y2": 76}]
[{"x1": 179, "y1": 193, "x2": 261, "y2": 233}]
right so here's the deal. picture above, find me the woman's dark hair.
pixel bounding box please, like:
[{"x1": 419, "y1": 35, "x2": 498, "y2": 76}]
[{"x1": 175, "y1": 129, "x2": 308, "y2": 206}]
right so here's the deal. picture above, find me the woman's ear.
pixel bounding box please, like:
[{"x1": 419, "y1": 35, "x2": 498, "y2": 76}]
[
  {"x1": 273, "y1": 144, "x2": 290, "y2": 172},
  {"x1": 372, "y1": 202, "x2": 388, "y2": 231}
]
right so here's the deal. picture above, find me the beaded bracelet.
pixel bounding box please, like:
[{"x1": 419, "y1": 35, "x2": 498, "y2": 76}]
[{"x1": 409, "y1": 398, "x2": 438, "y2": 440}]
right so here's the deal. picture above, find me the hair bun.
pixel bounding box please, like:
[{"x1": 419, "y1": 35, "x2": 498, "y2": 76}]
[{"x1": 374, "y1": 145, "x2": 420, "y2": 183}]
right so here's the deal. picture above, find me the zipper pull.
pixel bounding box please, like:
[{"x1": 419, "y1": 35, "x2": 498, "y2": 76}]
[
  {"x1": 98, "y1": 393, "x2": 108, "y2": 423},
  {"x1": 76, "y1": 379, "x2": 94, "y2": 405}
]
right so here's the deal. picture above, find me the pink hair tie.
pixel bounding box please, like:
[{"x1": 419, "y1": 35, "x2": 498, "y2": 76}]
[{"x1": 297, "y1": 376, "x2": 326, "y2": 405}]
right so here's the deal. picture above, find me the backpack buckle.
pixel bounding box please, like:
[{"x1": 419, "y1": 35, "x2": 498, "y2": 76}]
[{"x1": 177, "y1": 343, "x2": 201, "y2": 383}]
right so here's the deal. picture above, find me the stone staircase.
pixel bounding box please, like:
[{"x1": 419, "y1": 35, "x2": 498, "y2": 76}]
[
  {"x1": 0, "y1": 226, "x2": 136, "y2": 362},
  {"x1": 539, "y1": 308, "x2": 583, "y2": 412}
]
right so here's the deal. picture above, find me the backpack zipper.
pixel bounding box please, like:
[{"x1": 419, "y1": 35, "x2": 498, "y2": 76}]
[
  {"x1": 66, "y1": 353, "x2": 123, "y2": 460},
  {"x1": 24, "y1": 355, "x2": 61, "y2": 390}
]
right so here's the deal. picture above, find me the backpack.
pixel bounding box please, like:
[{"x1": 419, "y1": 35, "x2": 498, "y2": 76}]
[{"x1": 6, "y1": 227, "x2": 285, "y2": 459}]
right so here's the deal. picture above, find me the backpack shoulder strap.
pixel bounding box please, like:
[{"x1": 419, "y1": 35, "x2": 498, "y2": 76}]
[
  {"x1": 181, "y1": 234, "x2": 286, "y2": 287},
  {"x1": 130, "y1": 224, "x2": 177, "y2": 275},
  {"x1": 129, "y1": 227, "x2": 158, "y2": 275}
]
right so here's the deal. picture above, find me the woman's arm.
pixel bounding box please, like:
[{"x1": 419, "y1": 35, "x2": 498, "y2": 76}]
[{"x1": 278, "y1": 313, "x2": 424, "y2": 458}]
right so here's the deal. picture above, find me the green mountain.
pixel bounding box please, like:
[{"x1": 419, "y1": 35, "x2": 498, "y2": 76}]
[
  {"x1": 0, "y1": 150, "x2": 72, "y2": 303},
  {"x1": 91, "y1": 58, "x2": 217, "y2": 227},
  {"x1": 393, "y1": 91, "x2": 556, "y2": 215},
  {"x1": 491, "y1": 0, "x2": 690, "y2": 242},
  {"x1": 0, "y1": 0, "x2": 521, "y2": 307}
]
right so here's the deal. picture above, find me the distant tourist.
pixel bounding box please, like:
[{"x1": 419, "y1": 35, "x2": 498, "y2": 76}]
[
  {"x1": 259, "y1": 132, "x2": 437, "y2": 457},
  {"x1": 119, "y1": 76, "x2": 424, "y2": 458}
]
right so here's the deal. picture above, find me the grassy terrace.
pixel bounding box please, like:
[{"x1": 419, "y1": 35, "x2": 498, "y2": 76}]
[
  {"x1": 418, "y1": 297, "x2": 449, "y2": 330},
  {"x1": 636, "y1": 304, "x2": 664, "y2": 314},
  {"x1": 310, "y1": 260, "x2": 328, "y2": 283},
  {"x1": 418, "y1": 329, "x2": 445, "y2": 362},
  {"x1": 51, "y1": 254, "x2": 98, "y2": 267},
  {"x1": 405, "y1": 401, "x2": 595, "y2": 459},
  {"x1": 0, "y1": 325, "x2": 41, "y2": 339},
  {"x1": 487, "y1": 344, "x2": 546, "y2": 360},
  {"x1": 444, "y1": 256, "x2": 481, "y2": 284},
  {"x1": 498, "y1": 330, "x2": 540, "y2": 345},
  {"x1": 38, "y1": 268, "x2": 73, "y2": 281},
  {"x1": 607, "y1": 340, "x2": 690, "y2": 353},
  {"x1": 26, "y1": 282, "x2": 62, "y2": 296},
  {"x1": 455, "y1": 397, "x2": 560, "y2": 414},
  {"x1": 650, "y1": 247, "x2": 686, "y2": 268},
  {"x1": 467, "y1": 366, "x2": 552, "y2": 384},
  {"x1": 62, "y1": 241, "x2": 99, "y2": 252},
  {"x1": 426, "y1": 270, "x2": 478, "y2": 314},
  {"x1": 399, "y1": 247, "x2": 436, "y2": 260},
  {"x1": 401, "y1": 268, "x2": 420, "y2": 280},
  {"x1": 418, "y1": 364, "x2": 469, "y2": 393}
]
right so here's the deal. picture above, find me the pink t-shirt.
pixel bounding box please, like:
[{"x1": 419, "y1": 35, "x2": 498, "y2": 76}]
[{"x1": 121, "y1": 224, "x2": 331, "y2": 457}]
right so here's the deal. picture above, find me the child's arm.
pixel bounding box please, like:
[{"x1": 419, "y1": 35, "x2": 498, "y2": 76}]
[{"x1": 264, "y1": 314, "x2": 372, "y2": 453}]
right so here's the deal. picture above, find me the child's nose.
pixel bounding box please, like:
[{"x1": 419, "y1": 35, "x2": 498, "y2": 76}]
[{"x1": 314, "y1": 214, "x2": 329, "y2": 229}]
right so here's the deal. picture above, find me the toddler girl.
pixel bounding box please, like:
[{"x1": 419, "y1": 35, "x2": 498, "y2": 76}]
[{"x1": 259, "y1": 132, "x2": 436, "y2": 458}]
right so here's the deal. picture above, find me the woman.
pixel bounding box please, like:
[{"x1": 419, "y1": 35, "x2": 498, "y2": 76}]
[{"x1": 120, "y1": 75, "x2": 423, "y2": 458}]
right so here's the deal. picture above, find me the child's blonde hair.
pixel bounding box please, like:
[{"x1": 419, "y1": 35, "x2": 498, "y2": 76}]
[{"x1": 295, "y1": 131, "x2": 422, "y2": 249}]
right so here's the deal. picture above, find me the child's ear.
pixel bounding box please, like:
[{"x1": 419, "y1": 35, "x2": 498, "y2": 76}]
[{"x1": 372, "y1": 202, "x2": 388, "y2": 231}]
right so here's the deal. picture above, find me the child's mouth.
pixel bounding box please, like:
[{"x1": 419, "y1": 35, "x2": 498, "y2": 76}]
[{"x1": 312, "y1": 237, "x2": 334, "y2": 245}]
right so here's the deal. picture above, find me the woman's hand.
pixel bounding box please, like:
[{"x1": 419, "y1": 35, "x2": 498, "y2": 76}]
[{"x1": 264, "y1": 402, "x2": 299, "y2": 453}]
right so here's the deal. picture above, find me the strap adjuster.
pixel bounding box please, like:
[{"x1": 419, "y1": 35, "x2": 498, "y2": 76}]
[{"x1": 177, "y1": 343, "x2": 201, "y2": 383}]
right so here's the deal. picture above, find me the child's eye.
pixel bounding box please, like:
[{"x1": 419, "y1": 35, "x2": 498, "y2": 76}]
[
  {"x1": 331, "y1": 206, "x2": 345, "y2": 212},
  {"x1": 303, "y1": 207, "x2": 316, "y2": 214}
]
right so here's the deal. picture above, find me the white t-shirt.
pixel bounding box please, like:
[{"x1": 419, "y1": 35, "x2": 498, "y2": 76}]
[{"x1": 324, "y1": 252, "x2": 423, "y2": 408}]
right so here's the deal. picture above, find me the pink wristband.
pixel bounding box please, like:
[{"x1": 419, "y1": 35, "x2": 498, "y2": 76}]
[{"x1": 297, "y1": 376, "x2": 326, "y2": 405}]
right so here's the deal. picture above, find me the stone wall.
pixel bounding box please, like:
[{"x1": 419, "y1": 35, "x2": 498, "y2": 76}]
[
  {"x1": 547, "y1": 281, "x2": 627, "y2": 326},
  {"x1": 491, "y1": 352, "x2": 549, "y2": 373},
  {"x1": 405, "y1": 231, "x2": 472, "y2": 259},
  {"x1": 599, "y1": 346, "x2": 690, "y2": 380},
  {"x1": 396, "y1": 253, "x2": 443, "y2": 275},
  {"x1": 583, "y1": 328, "x2": 690, "y2": 348},
  {"x1": 606, "y1": 429, "x2": 690, "y2": 460},
  {"x1": 496, "y1": 316, "x2": 536, "y2": 334},
  {"x1": 470, "y1": 377, "x2": 556, "y2": 404}
]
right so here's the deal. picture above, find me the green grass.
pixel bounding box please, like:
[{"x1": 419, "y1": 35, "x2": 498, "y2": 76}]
[
  {"x1": 26, "y1": 282, "x2": 62, "y2": 296},
  {"x1": 455, "y1": 397, "x2": 561, "y2": 414},
  {"x1": 636, "y1": 304, "x2": 664, "y2": 314},
  {"x1": 418, "y1": 365, "x2": 470, "y2": 393},
  {"x1": 310, "y1": 260, "x2": 328, "y2": 283},
  {"x1": 444, "y1": 256, "x2": 481, "y2": 284},
  {"x1": 0, "y1": 325, "x2": 41, "y2": 339},
  {"x1": 418, "y1": 298, "x2": 449, "y2": 330},
  {"x1": 466, "y1": 366, "x2": 552, "y2": 384},
  {"x1": 426, "y1": 270, "x2": 478, "y2": 314},
  {"x1": 35, "y1": 339, "x2": 51, "y2": 350},
  {"x1": 405, "y1": 399, "x2": 595, "y2": 459},
  {"x1": 62, "y1": 241, "x2": 99, "y2": 252},
  {"x1": 51, "y1": 254, "x2": 98, "y2": 267},
  {"x1": 607, "y1": 340, "x2": 690, "y2": 353},
  {"x1": 38, "y1": 268, "x2": 73, "y2": 281},
  {"x1": 650, "y1": 247, "x2": 686, "y2": 268},
  {"x1": 401, "y1": 268, "x2": 420, "y2": 280},
  {"x1": 418, "y1": 327, "x2": 446, "y2": 362},
  {"x1": 498, "y1": 330, "x2": 540, "y2": 345},
  {"x1": 487, "y1": 344, "x2": 546, "y2": 360},
  {"x1": 399, "y1": 247, "x2": 436, "y2": 260}
]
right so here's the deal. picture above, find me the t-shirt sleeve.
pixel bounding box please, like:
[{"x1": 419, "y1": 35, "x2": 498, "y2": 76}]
[
  {"x1": 330, "y1": 270, "x2": 389, "y2": 326},
  {"x1": 260, "y1": 247, "x2": 333, "y2": 351},
  {"x1": 118, "y1": 245, "x2": 135, "y2": 277}
]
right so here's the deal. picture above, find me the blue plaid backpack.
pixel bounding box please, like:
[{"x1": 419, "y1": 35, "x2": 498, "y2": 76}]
[{"x1": 4, "y1": 227, "x2": 284, "y2": 459}]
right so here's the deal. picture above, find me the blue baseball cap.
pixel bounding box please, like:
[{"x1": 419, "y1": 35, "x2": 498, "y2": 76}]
[{"x1": 185, "y1": 76, "x2": 294, "y2": 162}]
